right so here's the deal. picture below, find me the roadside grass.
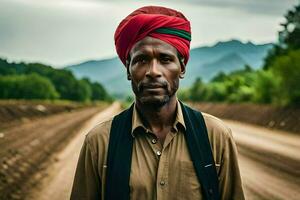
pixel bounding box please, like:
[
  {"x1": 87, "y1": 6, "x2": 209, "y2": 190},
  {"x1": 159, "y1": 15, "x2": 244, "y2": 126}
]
[{"x1": 0, "y1": 99, "x2": 111, "y2": 107}]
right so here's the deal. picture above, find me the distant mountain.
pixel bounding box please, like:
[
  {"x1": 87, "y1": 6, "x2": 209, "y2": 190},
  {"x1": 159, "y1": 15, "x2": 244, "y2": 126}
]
[
  {"x1": 194, "y1": 53, "x2": 247, "y2": 81},
  {"x1": 67, "y1": 58, "x2": 129, "y2": 96},
  {"x1": 181, "y1": 39, "x2": 272, "y2": 86},
  {"x1": 66, "y1": 39, "x2": 273, "y2": 97}
]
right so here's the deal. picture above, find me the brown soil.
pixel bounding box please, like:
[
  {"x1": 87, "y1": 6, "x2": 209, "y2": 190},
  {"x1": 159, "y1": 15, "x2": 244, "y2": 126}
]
[
  {"x1": 25, "y1": 102, "x2": 121, "y2": 200},
  {"x1": 190, "y1": 102, "x2": 300, "y2": 134},
  {"x1": 0, "y1": 103, "x2": 108, "y2": 200},
  {"x1": 226, "y1": 120, "x2": 300, "y2": 200},
  {"x1": 0, "y1": 100, "x2": 85, "y2": 130}
]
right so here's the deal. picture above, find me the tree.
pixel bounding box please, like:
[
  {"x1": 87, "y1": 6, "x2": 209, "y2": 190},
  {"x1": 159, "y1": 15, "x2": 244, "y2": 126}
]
[
  {"x1": 253, "y1": 70, "x2": 279, "y2": 104},
  {"x1": 264, "y1": 3, "x2": 300, "y2": 69},
  {"x1": 177, "y1": 88, "x2": 190, "y2": 101},
  {"x1": 205, "y1": 83, "x2": 227, "y2": 102},
  {"x1": 90, "y1": 82, "x2": 109, "y2": 100},
  {"x1": 0, "y1": 73, "x2": 59, "y2": 100},
  {"x1": 211, "y1": 72, "x2": 228, "y2": 83},
  {"x1": 71, "y1": 79, "x2": 92, "y2": 102},
  {"x1": 270, "y1": 50, "x2": 300, "y2": 106},
  {"x1": 279, "y1": 4, "x2": 300, "y2": 50},
  {"x1": 189, "y1": 78, "x2": 207, "y2": 101},
  {"x1": 0, "y1": 59, "x2": 17, "y2": 75}
]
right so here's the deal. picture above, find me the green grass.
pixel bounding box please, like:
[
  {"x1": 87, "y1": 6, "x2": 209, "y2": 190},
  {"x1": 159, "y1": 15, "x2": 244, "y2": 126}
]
[{"x1": 0, "y1": 99, "x2": 110, "y2": 108}]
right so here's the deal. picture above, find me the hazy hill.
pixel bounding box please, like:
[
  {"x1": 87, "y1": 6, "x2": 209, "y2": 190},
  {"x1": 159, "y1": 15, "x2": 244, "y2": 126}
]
[
  {"x1": 66, "y1": 39, "x2": 272, "y2": 97},
  {"x1": 66, "y1": 58, "x2": 128, "y2": 97}
]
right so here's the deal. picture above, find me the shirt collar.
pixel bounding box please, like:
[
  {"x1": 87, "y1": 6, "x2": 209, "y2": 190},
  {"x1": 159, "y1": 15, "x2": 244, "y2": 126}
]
[{"x1": 131, "y1": 100, "x2": 186, "y2": 137}]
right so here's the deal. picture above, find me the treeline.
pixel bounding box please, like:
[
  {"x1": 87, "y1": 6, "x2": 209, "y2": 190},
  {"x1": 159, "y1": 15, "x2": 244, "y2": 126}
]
[
  {"x1": 0, "y1": 59, "x2": 112, "y2": 102},
  {"x1": 179, "y1": 3, "x2": 300, "y2": 106}
]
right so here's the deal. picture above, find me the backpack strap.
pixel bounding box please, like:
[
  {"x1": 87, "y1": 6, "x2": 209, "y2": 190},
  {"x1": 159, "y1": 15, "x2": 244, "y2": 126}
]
[
  {"x1": 104, "y1": 104, "x2": 134, "y2": 200},
  {"x1": 180, "y1": 101, "x2": 220, "y2": 200}
]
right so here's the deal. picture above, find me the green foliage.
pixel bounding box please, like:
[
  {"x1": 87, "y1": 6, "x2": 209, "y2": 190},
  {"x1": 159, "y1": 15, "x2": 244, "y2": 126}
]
[
  {"x1": 204, "y1": 83, "x2": 227, "y2": 102},
  {"x1": 226, "y1": 85, "x2": 254, "y2": 103},
  {"x1": 74, "y1": 79, "x2": 92, "y2": 102},
  {"x1": 264, "y1": 3, "x2": 300, "y2": 69},
  {"x1": 121, "y1": 95, "x2": 134, "y2": 109},
  {"x1": 82, "y1": 78, "x2": 112, "y2": 101},
  {"x1": 189, "y1": 78, "x2": 207, "y2": 101},
  {"x1": 183, "y1": 4, "x2": 299, "y2": 107},
  {"x1": 210, "y1": 72, "x2": 228, "y2": 83},
  {"x1": 177, "y1": 88, "x2": 190, "y2": 101},
  {"x1": 0, "y1": 73, "x2": 59, "y2": 100},
  {"x1": 279, "y1": 4, "x2": 300, "y2": 50},
  {"x1": 269, "y1": 50, "x2": 300, "y2": 105},
  {"x1": 185, "y1": 50, "x2": 299, "y2": 106},
  {"x1": 91, "y1": 82, "x2": 111, "y2": 101},
  {"x1": 0, "y1": 58, "x2": 112, "y2": 102},
  {"x1": 187, "y1": 66, "x2": 257, "y2": 103},
  {"x1": 253, "y1": 70, "x2": 279, "y2": 103}
]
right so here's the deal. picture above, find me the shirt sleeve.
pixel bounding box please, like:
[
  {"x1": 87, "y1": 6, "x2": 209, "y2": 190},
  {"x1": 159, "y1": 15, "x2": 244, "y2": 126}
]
[
  {"x1": 218, "y1": 128, "x2": 245, "y2": 200},
  {"x1": 70, "y1": 138, "x2": 101, "y2": 200}
]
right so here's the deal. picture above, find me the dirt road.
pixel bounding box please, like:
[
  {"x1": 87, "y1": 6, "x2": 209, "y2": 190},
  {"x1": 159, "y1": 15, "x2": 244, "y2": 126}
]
[
  {"x1": 25, "y1": 102, "x2": 121, "y2": 200},
  {"x1": 0, "y1": 104, "x2": 113, "y2": 200},
  {"x1": 23, "y1": 105, "x2": 299, "y2": 200},
  {"x1": 225, "y1": 120, "x2": 300, "y2": 200}
]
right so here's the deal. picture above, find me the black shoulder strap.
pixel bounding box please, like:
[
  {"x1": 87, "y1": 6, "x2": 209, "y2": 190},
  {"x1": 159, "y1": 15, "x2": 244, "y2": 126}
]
[
  {"x1": 104, "y1": 104, "x2": 134, "y2": 200},
  {"x1": 180, "y1": 101, "x2": 220, "y2": 200},
  {"x1": 105, "y1": 102, "x2": 220, "y2": 200}
]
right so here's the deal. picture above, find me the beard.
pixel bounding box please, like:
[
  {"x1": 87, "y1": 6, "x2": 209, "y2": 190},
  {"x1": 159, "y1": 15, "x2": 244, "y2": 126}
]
[{"x1": 131, "y1": 79, "x2": 179, "y2": 108}]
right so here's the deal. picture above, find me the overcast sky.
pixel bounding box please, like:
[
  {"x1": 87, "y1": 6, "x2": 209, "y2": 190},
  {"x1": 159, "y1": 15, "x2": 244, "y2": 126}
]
[{"x1": 0, "y1": 0, "x2": 298, "y2": 68}]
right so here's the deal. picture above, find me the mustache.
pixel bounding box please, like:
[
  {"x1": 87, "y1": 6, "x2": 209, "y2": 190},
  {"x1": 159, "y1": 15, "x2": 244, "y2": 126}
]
[{"x1": 138, "y1": 81, "x2": 168, "y2": 90}]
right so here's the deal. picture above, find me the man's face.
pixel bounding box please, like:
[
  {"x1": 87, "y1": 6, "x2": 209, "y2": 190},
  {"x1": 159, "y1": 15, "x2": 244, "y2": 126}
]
[{"x1": 127, "y1": 36, "x2": 185, "y2": 107}]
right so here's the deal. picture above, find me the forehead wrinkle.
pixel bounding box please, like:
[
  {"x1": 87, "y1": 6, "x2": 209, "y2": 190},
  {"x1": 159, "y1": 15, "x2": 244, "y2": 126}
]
[{"x1": 130, "y1": 38, "x2": 178, "y2": 59}]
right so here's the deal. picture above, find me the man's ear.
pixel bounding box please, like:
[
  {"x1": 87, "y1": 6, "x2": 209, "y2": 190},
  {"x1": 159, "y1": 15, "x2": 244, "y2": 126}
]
[
  {"x1": 179, "y1": 58, "x2": 186, "y2": 79},
  {"x1": 126, "y1": 60, "x2": 131, "y2": 80}
]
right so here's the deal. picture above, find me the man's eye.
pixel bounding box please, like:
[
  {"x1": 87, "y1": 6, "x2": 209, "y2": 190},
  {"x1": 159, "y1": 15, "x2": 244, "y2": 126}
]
[
  {"x1": 139, "y1": 59, "x2": 147, "y2": 64},
  {"x1": 135, "y1": 57, "x2": 147, "y2": 64},
  {"x1": 161, "y1": 57, "x2": 171, "y2": 63}
]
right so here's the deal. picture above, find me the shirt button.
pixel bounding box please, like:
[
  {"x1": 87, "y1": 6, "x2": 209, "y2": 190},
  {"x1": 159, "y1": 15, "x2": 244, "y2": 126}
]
[
  {"x1": 151, "y1": 139, "x2": 157, "y2": 144},
  {"x1": 160, "y1": 181, "x2": 165, "y2": 186},
  {"x1": 156, "y1": 151, "x2": 162, "y2": 156}
]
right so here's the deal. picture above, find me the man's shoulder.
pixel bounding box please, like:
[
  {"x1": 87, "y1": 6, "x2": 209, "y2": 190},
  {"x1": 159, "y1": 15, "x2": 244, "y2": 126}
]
[
  {"x1": 181, "y1": 103, "x2": 233, "y2": 141},
  {"x1": 201, "y1": 112, "x2": 233, "y2": 141},
  {"x1": 84, "y1": 106, "x2": 133, "y2": 146},
  {"x1": 200, "y1": 112, "x2": 236, "y2": 164},
  {"x1": 181, "y1": 103, "x2": 232, "y2": 139},
  {"x1": 202, "y1": 112, "x2": 231, "y2": 131},
  {"x1": 85, "y1": 116, "x2": 114, "y2": 145}
]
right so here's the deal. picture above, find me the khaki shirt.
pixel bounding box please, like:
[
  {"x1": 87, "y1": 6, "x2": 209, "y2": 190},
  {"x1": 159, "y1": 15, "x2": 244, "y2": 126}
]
[{"x1": 71, "y1": 102, "x2": 245, "y2": 200}]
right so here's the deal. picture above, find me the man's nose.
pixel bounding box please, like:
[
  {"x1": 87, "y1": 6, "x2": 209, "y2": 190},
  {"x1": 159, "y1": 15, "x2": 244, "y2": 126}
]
[{"x1": 145, "y1": 59, "x2": 162, "y2": 78}]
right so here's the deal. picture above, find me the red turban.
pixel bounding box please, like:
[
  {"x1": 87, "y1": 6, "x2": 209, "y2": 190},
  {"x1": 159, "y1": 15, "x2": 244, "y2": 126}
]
[{"x1": 114, "y1": 6, "x2": 191, "y2": 66}]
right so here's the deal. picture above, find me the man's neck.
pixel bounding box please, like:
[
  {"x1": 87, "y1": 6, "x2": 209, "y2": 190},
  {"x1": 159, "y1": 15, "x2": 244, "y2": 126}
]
[{"x1": 135, "y1": 96, "x2": 177, "y2": 142}]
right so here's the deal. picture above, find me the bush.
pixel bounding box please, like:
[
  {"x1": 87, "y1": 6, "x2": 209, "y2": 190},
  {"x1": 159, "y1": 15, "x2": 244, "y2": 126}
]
[
  {"x1": 0, "y1": 58, "x2": 112, "y2": 102},
  {"x1": 253, "y1": 70, "x2": 278, "y2": 103},
  {"x1": 0, "y1": 73, "x2": 59, "y2": 100},
  {"x1": 205, "y1": 83, "x2": 227, "y2": 102},
  {"x1": 269, "y1": 50, "x2": 300, "y2": 105},
  {"x1": 189, "y1": 78, "x2": 207, "y2": 101}
]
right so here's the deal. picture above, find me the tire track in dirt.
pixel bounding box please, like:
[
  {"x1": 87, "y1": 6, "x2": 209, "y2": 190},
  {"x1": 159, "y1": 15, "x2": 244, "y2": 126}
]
[
  {"x1": 225, "y1": 120, "x2": 300, "y2": 200},
  {"x1": 0, "y1": 104, "x2": 109, "y2": 200},
  {"x1": 25, "y1": 102, "x2": 121, "y2": 200}
]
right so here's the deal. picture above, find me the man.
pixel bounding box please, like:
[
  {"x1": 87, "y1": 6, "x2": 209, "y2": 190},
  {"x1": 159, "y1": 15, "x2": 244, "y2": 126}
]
[{"x1": 71, "y1": 6, "x2": 245, "y2": 200}]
